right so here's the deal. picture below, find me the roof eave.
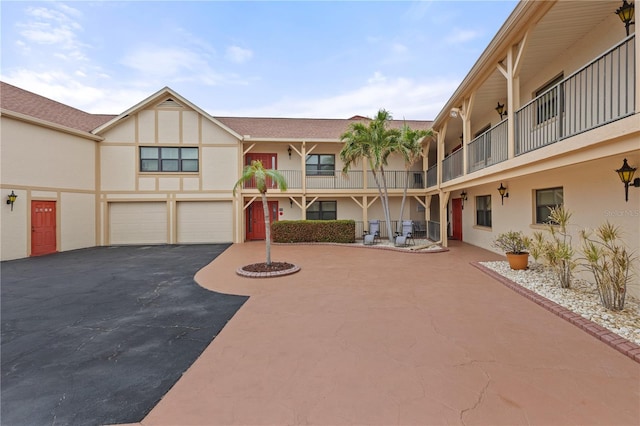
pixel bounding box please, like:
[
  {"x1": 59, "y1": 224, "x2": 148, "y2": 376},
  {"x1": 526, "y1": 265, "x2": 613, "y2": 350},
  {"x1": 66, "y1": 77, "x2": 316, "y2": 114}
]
[
  {"x1": 432, "y1": 0, "x2": 547, "y2": 127},
  {"x1": 1, "y1": 109, "x2": 104, "y2": 141}
]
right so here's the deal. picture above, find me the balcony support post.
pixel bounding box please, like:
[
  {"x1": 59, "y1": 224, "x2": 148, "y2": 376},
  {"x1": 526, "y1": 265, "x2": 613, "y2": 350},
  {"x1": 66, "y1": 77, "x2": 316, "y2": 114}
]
[
  {"x1": 437, "y1": 122, "x2": 447, "y2": 189},
  {"x1": 439, "y1": 191, "x2": 450, "y2": 248},
  {"x1": 636, "y1": 34, "x2": 639, "y2": 113}
]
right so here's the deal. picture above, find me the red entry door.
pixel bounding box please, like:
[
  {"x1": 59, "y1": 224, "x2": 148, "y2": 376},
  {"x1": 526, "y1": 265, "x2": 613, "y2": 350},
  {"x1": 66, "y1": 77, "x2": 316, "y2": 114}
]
[
  {"x1": 31, "y1": 201, "x2": 57, "y2": 256},
  {"x1": 451, "y1": 198, "x2": 463, "y2": 241},
  {"x1": 245, "y1": 154, "x2": 277, "y2": 189},
  {"x1": 246, "y1": 201, "x2": 278, "y2": 240}
]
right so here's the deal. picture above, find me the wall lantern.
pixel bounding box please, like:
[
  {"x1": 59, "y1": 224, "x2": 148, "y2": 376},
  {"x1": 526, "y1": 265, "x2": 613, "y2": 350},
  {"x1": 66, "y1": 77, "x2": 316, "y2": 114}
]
[
  {"x1": 290, "y1": 199, "x2": 294, "y2": 208},
  {"x1": 615, "y1": 0, "x2": 635, "y2": 36},
  {"x1": 616, "y1": 158, "x2": 640, "y2": 202},
  {"x1": 6, "y1": 190, "x2": 18, "y2": 211},
  {"x1": 288, "y1": 146, "x2": 292, "y2": 159},
  {"x1": 460, "y1": 190, "x2": 468, "y2": 209},
  {"x1": 495, "y1": 102, "x2": 507, "y2": 120},
  {"x1": 497, "y1": 183, "x2": 509, "y2": 205}
]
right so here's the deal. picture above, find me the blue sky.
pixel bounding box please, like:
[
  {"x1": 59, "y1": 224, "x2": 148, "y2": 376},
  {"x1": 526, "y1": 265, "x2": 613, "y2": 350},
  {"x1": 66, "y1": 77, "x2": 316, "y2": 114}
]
[{"x1": 1, "y1": 1, "x2": 518, "y2": 120}]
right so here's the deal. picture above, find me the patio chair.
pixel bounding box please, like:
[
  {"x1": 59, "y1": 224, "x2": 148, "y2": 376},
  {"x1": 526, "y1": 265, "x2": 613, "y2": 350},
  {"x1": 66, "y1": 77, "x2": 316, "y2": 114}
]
[
  {"x1": 363, "y1": 220, "x2": 380, "y2": 245},
  {"x1": 394, "y1": 220, "x2": 415, "y2": 247}
]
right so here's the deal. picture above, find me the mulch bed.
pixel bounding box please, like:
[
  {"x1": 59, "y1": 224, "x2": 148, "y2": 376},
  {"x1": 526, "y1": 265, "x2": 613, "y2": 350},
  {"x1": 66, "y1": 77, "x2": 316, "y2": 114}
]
[{"x1": 241, "y1": 262, "x2": 296, "y2": 273}]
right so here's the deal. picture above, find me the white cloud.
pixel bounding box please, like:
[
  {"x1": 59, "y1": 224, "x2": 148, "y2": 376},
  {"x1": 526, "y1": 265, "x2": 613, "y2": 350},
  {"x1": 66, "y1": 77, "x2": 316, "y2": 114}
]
[
  {"x1": 209, "y1": 72, "x2": 459, "y2": 120},
  {"x1": 226, "y1": 45, "x2": 253, "y2": 64},
  {"x1": 445, "y1": 29, "x2": 482, "y2": 45},
  {"x1": 1, "y1": 69, "x2": 149, "y2": 114}
]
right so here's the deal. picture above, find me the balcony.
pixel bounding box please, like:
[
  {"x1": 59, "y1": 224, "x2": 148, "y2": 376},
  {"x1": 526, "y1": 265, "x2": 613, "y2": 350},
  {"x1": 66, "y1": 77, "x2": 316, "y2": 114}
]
[
  {"x1": 243, "y1": 169, "x2": 426, "y2": 190},
  {"x1": 442, "y1": 148, "x2": 464, "y2": 182},
  {"x1": 426, "y1": 165, "x2": 438, "y2": 188},
  {"x1": 467, "y1": 119, "x2": 508, "y2": 173},
  {"x1": 516, "y1": 35, "x2": 635, "y2": 156}
]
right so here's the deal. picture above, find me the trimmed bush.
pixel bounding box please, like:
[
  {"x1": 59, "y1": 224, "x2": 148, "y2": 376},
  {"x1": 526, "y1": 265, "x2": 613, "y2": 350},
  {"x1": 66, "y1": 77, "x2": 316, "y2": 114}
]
[{"x1": 272, "y1": 220, "x2": 355, "y2": 243}]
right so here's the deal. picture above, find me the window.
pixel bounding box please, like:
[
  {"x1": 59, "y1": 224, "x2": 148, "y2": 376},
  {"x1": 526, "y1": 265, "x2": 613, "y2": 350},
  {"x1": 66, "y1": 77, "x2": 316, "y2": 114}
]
[
  {"x1": 535, "y1": 74, "x2": 563, "y2": 124},
  {"x1": 140, "y1": 147, "x2": 199, "y2": 172},
  {"x1": 307, "y1": 201, "x2": 337, "y2": 220},
  {"x1": 536, "y1": 187, "x2": 563, "y2": 224},
  {"x1": 476, "y1": 195, "x2": 492, "y2": 227},
  {"x1": 306, "y1": 154, "x2": 335, "y2": 176}
]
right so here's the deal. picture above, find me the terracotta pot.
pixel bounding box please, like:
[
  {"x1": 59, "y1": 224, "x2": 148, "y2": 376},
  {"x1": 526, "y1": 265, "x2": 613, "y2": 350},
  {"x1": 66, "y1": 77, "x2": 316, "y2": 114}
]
[{"x1": 506, "y1": 252, "x2": 529, "y2": 270}]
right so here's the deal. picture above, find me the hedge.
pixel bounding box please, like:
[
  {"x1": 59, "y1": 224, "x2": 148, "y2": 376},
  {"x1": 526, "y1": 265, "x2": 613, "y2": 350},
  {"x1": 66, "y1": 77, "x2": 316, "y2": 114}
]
[{"x1": 272, "y1": 220, "x2": 356, "y2": 243}]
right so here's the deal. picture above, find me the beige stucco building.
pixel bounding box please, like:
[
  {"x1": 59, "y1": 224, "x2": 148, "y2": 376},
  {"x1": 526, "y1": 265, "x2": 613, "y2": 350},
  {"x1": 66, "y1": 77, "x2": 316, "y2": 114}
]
[{"x1": 1, "y1": 0, "x2": 638, "y2": 295}]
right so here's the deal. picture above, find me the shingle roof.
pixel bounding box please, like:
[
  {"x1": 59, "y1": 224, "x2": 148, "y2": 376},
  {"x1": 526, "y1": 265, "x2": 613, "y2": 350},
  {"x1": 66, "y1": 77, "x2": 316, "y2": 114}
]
[
  {"x1": 214, "y1": 116, "x2": 433, "y2": 140},
  {"x1": 1, "y1": 81, "x2": 433, "y2": 139},
  {"x1": 0, "y1": 82, "x2": 115, "y2": 132}
]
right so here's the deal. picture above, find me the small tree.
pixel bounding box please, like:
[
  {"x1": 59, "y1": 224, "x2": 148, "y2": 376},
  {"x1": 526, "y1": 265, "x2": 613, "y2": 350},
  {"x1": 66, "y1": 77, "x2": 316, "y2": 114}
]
[
  {"x1": 233, "y1": 160, "x2": 287, "y2": 266},
  {"x1": 396, "y1": 123, "x2": 432, "y2": 233},
  {"x1": 528, "y1": 206, "x2": 576, "y2": 289},
  {"x1": 340, "y1": 109, "x2": 401, "y2": 242},
  {"x1": 580, "y1": 222, "x2": 636, "y2": 311}
]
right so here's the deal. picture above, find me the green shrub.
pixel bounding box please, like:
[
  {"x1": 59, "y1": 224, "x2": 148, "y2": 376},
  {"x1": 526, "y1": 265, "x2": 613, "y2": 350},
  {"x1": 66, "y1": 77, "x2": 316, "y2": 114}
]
[
  {"x1": 580, "y1": 222, "x2": 636, "y2": 311},
  {"x1": 529, "y1": 206, "x2": 576, "y2": 289},
  {"x1": 272, "y1": 220, "x2": 356, "y2": 243}
]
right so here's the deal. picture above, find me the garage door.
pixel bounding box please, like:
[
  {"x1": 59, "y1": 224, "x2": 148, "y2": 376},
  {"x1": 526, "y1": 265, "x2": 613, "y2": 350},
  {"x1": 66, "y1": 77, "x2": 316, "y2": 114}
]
[
  {"x1": 110, "y1": 202, "x2": 168, "y2": 245},
  {"x1": 177, "y1": 201, "x2": 232, "y2": 243}
]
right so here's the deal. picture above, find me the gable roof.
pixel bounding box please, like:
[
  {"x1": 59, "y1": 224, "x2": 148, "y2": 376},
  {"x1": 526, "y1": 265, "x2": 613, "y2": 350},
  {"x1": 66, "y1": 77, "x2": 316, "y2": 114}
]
[
  {"x1": 215, "y1": 116, "x2": 433, "y2": 141},
  {"x1": 0, "y1": 82, "x2": 115, "y2": 132},
  {"x1": 1, "y1": 82, "x2": 432, "y2": 141},
  {"x1": 92, "y1": 86, "x2": 243, "y2": 139}
]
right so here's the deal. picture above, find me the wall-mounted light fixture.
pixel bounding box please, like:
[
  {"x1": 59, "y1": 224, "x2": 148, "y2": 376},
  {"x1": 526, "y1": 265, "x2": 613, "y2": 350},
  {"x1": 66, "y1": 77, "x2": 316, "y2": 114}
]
[
  {"x1": 450, "y1": 108, "x2": 460, "y2": 118},
  {"x1": 460, "y1": 190, "x2": 468, "y2": 209},
  {"x1": 616, "y1": 0, "x2": 635, "y2": 36},
  {"x1": 616, "y1": 158, "x2": 640, "y2": 202},
  {"x1": 6, "y1": 190, "x2": 17, "y2": 211},
  {"x1": 290, "y1": 199, "x2": 294, "y2": 208},
  {"x1": 495, "y1": 102, "x2": 507, "y2": 120},
  {"x1": 497, "y1": 183, "x2": 509, "y2": 205},
  {"x1": 288, "y1": 146, "x2": 292, "y2": 159}
]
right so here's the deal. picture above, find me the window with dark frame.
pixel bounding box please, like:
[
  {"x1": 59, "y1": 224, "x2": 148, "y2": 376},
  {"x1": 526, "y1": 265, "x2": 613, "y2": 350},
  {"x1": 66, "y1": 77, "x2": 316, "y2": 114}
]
[
  {"x1": 535, "y1": 187, "x2": 564, "y2": 224},
  {"x1": 306, "y1": 201, "x2": 337, "y2": 220},
  {"x1": 305, "y1": 154, "x2": 335, "y2": 176},
  {"x1": 476, "y1": 195, "x2": 492, "y2": 227},
  {"x1": 140, "y1": 147, "x2": 199, "y2": 172},
  {"x1": 535, "y1": 73, "x2": 564, "y2": 125}
]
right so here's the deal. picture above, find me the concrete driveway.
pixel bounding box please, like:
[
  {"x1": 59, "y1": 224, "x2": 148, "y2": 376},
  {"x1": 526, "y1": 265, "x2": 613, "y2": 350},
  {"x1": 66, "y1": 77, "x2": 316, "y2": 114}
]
[{"x1": 1, "y1": 244, "x2": 247, "y2": 426}]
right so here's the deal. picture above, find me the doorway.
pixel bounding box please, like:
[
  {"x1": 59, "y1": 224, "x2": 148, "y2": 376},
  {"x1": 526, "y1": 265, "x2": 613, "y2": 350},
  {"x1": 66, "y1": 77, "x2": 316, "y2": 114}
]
[
  {"x1": 31, "y1": 200, "x2": 57, "y2": 256},
  {"x1": 246, "y1": 201, "x2": 278, "y2": 240}
]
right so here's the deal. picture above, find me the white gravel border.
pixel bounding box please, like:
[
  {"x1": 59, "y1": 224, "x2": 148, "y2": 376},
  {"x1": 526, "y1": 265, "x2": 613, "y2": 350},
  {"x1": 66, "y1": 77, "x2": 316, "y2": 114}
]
[{"x1": 480, "y1": 261, "x2": 640, "y2": 346}]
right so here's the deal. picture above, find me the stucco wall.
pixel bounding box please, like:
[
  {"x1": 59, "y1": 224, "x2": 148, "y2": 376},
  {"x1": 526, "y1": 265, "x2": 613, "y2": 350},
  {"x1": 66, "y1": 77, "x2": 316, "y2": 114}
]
[{"x1": 461, "y1": 154, "x2": 640, "y2": 298}]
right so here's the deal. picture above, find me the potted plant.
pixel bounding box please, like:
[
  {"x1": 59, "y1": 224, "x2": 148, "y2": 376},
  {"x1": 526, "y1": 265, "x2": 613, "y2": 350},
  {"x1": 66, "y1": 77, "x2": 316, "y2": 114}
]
[{"x1": 493, "y1": 231, "x2": 531, "y2": 270}]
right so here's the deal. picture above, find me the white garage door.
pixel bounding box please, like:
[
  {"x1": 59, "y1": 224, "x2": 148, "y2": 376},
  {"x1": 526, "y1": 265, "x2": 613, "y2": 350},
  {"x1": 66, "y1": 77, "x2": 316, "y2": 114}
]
[
  {"x1": 110, "y1": 202, "x2": 168, "y2": 245},
  {"x1": 177, "y1": 201, "x2": 232, "y2": 243}
]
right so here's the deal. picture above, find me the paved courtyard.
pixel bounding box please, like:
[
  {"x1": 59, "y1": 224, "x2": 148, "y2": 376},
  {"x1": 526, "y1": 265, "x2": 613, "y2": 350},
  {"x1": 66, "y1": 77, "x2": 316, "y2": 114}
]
[{"x1": 138, "y1": 241, "x2": 640, "y2": 425}]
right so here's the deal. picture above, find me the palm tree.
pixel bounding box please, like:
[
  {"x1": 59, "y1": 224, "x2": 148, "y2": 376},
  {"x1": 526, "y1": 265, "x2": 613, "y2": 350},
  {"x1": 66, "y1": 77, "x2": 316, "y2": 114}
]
[
  {"x1": 396, "y1": 123, "x2": 433, "y2": 232},
  {"x1": 233, "y1": 160, "x2": 287, "y2": 266},
  {"x1": 340, "y1": 109, "x2": 400, "y2": 242}
]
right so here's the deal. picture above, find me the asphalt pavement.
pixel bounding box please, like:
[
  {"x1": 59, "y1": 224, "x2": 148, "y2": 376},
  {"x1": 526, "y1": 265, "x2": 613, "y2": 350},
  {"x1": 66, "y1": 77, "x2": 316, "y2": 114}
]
[{"x1": 1, "y1": 244, "x2": 247, "y2": 426}]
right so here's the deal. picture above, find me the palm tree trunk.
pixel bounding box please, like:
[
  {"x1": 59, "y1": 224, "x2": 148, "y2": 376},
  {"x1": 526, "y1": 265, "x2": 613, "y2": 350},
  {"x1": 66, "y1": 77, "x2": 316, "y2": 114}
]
[
  {"x1": 379, "y1": 167, "x2": 394, "y2": 242},
  {"x1": 261, "y1": 193, "x2": 271, "y2": 265},
  {"x1": 398, "y1": 170, "x2": 410, "y2": 233}
]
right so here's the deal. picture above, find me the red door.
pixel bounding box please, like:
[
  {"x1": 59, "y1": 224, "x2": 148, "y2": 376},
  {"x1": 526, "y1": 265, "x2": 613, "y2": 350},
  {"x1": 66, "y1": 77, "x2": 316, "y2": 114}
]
[
  {"x1": 246, "y1": 201, "x2": 278, "y2": 240},
  {"x1": 245, "y1": 154, "x2": 277, "y2": 189},
  {"x1": 31, "y1": 201, "x2": 57, "y2": 256},
  {"x1": 451, "y1": 198, "x2": 463, "y2": 241}
]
